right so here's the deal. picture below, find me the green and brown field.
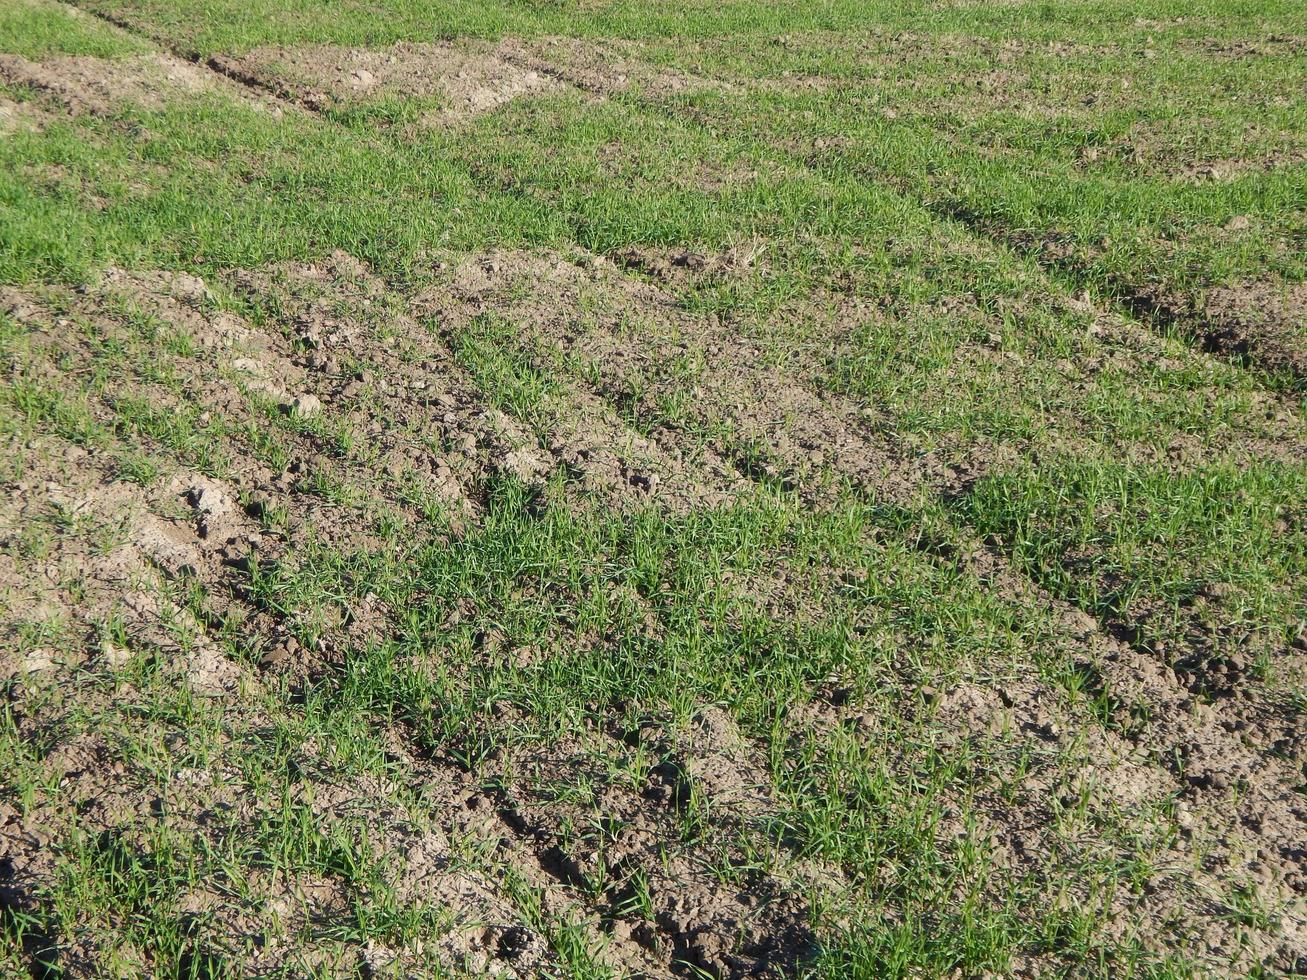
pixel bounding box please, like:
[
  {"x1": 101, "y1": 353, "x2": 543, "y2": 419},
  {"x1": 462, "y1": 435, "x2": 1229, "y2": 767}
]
[{"x1": 1, "y1": 0, "x2": 1305, "y2": 976}]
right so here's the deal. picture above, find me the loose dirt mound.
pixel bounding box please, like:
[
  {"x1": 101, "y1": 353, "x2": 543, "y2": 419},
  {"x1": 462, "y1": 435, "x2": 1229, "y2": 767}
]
[
  {"x1": 0, "y1": 441, "x2": 479, "y2": 973},
  {"x1": 420, "y1": 248, "x2": 928, "y2": 507},
  {"x1": 1012, "y1": 229, "x2": 1307, "y2": 385},
  {"x1": 0, "y1": 278, "x2": 611, "y2": 976},
  {"x1": 210, "y1": 41, "x2": 561, "y2": 122},
  {"x1": 1202, "y1": 279, "x2": 1307, "y2": 379},
  {"x1": 1, "y1": 261, "x2": 819, "y2": 976},
  {"x1": 231, "y1": 250, "x2": 744, "y2": 517},
  {"x1": 0, "y1": 52, "x2": 216, "y2": 115}
]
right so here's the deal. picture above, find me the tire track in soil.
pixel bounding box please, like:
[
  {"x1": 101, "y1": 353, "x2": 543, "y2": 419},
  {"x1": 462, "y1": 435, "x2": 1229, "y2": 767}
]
[
  {"x1": 35, "y1": 0, "x2": 311, "y2": 119},
  {"x1": 33, "y1": 254, "x2": 722, "y2": 539},
  {"x1": 0, "y1": 264, "x2": 984, "y2": 971},
  {"x1": 51, "y1": 0, "x2": 569, "y2": 127},
  {"x1": 205, "y1": 42, "x2": 566, "y2": 127},
  {"x1": 0, "y1": 50, "x2": 222, "y2": 116},
  {"x1": 1, "y1": 288, "x2": 576, "y2": 971},
  {"x1": 2, "y1": 277, "x2": 577, "y2": 972},
  {"x1": 481, "y1": 714, "x2": 823, "y2": 979},
  {"x1": 7, "y1": 197, "x2": 1296, "y2": 966},
  {"x1": 417, "y1": 248, "x2": 1307, "y2": 969},
  {"x1": 0, "y1": 9, "x2": 295, "y2": 124},
  {"x1": 54, "y1": 0, "x2": 1303, "y2": 474},
  {"x1": 494, "y1": 37, "x2": 731, "y2": 102},
  {"x1": 0, "y1": 25, "x2": 749, "y2": 686},
  {"x1": 461, "y1": 248, "x2": 1305, "y2": 728},
  {"x1": 416, "y1": 254, "x2": 926, "y2": 510},
  {"x1": 589, "y1": 62, "x2": 1307, "y2": 393}
]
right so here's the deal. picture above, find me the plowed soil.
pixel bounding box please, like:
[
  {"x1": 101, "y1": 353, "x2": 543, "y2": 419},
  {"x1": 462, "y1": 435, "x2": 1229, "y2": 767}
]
[{"x1": 2, "y1": 1, "x2": 1306, "y2": 977}]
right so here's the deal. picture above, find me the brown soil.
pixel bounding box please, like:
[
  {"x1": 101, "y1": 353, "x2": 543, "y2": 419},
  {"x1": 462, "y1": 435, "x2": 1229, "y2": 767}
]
[
  {"x1": 500, "y1": 36, "x2": 728, "y2": 99},
  {"x1": 1086, "y1": 115, "x2": 1307, "y2": 184},
  {"x1": 1003, "y1": 228, "x2": 1307, "y2": 386},
  {"x1": 205, "y1": 36, "x2": 725, "y2": 124},
  {"x1": 1185, "y1": 35, "x2": 1307, "y2": 59},
  {"x1": 417, "y1": 250, "x2": 925, "y2": 509},
  {"x1": 231, "y1": 251, "x2": 747, "y2": 517},
  {"x1": 1172, "y1": 151, "x2": 1307, "y2": 183},
  {"x1": 1201, "y1": 279, "x2": 1307, "y2": 379},
  {"x1": 0, "y1": 95, "x2": 46, "y2": 135},
  {"x1": 0, "y1": 52, "x2": 218, "y2": 115},
  {"x1": 209, "y1": 41, "x2": 561, "y2": 123},
  {"x1": 0, "y1": 433, "x2": 547, "y2": 975},
  {"x1": 487, "y1": 721, "x2": 820, "y2": 978},
  {"x1": 1, "y1": 255, "x2": 823, "y2": 974}
]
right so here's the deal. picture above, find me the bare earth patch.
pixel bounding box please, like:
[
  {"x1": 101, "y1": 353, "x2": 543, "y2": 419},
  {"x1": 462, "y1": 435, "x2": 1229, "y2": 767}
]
[
  {"x1": 209, "y1": 40, "x2": 562, "y2": 123},
  {"x1": 206, "y1": 36, "x2": 726, "y2": 123},
  {"x1": 1202, "y1": 279, "x2": 1307, "y2": 379},
  {"x1": 0, "y1": 95, "x2": 46, "y2": 135},
  {"x1": 0, "y1": 439, "x2": 525, "y2": 974},
  {"x1": 0, "y1": 256, "x2": 826, "y2": 975},
  {"x1": 501, "y1": 36, "x2": 729, "y2": 99},
  {"x1": 0, "y1": 52, "x2": 217, "y2": 115}
]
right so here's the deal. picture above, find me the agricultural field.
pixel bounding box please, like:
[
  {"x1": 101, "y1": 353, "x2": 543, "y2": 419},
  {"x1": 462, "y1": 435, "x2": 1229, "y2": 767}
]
[{"x1": 1, "y1": 0, "x2": 1305, "y2": 975}]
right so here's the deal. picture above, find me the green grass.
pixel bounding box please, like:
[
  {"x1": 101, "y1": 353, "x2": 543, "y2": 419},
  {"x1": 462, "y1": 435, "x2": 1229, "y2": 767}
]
[
  {"x1": 1, "y1": 0, "x2": 1304, "y2": 975},
  {"x1": 965, "y1": 458, "x2": 1307, "y2": 677},
  {"x1": 0, "y1": 0, "x2": 147, "y2": 58},
  {"x1": 75, "y1": 0, "x2": 1307, "y2": 54},
  {"x1": 601, "y1": 18, "x2": 1307, "y2": 375}
]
